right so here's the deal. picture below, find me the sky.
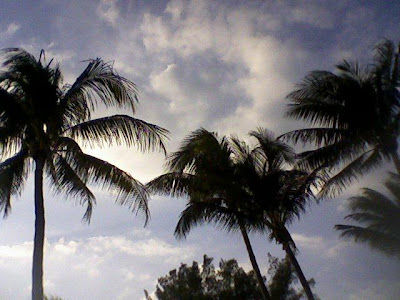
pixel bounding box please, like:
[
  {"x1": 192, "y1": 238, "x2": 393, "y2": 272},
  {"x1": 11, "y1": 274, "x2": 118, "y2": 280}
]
[{"x1": 0, "y1": 0, "x2": 399, "y2": 299}]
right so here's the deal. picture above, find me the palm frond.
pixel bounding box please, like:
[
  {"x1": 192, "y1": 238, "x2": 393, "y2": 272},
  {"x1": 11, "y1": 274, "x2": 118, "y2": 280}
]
[
  {"x1": 335, "y1": 224, "x2": 400, "y2": 257},
  {"x1": 175, "y1": 200, "x2": 251, "y2": 238},
  {"x1": 318, "y1": 149, "x2": 383, "y2": 198},
  {"x1": 146, "y1": 172, "x2": 194, "y2": 198},
  {"x1": 46, "y1": 153, "x2": 95, "y2": 222},
  {"x1": 70, "y1": 153, "x2": 149, "y2": 222},
  {"x1": 167, "y1": 128, "x2": 228, "y2": 173},
  {"x1": 336, "y1": 171, "x2": 400, "y2": 257},
  {"x1": 53, "y1": 136, "x2": 150, "y2": 222},
  {"x1": 0, "y1": 149, "x2": 29, "y2": 216},
  {"x1": 250, "y1": 127, "x2": 295, "y2": 171},
  {"x1": 61, "y1": 59, "x2": 138, "y2": 123},
  {"x1": 279, "y1": 128, "x2": 349, "y2": 147},
  {"x1": 65, "y1": 114, "x2": 169, "y2": 153}
]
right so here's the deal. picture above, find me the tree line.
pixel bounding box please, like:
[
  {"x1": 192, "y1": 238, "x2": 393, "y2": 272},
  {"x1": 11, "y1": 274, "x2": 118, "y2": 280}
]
[{"x1": 0, "y1": 39, "x2": 399, "y2": 299}]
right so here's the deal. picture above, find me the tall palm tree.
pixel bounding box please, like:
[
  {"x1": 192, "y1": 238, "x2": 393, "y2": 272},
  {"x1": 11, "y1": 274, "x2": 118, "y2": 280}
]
[
  {"x1": 148, "y1": 128, "x2": 318, "y2": 300},
  {"x1": 0, "y1": 48, "x2": 168, "y2": 300},
  {"x1": 236, "y1": 128, "x2": 317, "y2": 300},
  {"x1": 282, "y1": 40, "x2": 400, "y2": 197},
  {"x1": 335, "y1": 172, "x2": 400, "y2": 257},
  {"x1": 147, "y1": 129, "x2": 272, "y2": 300}
]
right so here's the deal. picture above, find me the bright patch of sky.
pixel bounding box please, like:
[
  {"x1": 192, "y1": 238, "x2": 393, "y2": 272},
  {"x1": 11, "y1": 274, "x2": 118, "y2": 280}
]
[{"x1": 0, "y1": 0, "x2": 399, "y2": 299}]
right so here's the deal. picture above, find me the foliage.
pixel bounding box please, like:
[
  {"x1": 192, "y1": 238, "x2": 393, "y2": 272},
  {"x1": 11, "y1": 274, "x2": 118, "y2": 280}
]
[
  {"x1": 148, "y1": 255, "x2": 306, "y2": 300},
  {"x1": 0, "y1": 48, "x2": 168, "y2": 220},
  {"x1": 0, "y1": 48, "x2": 168, "y2": 299},
  {"x1": 283, "y1": 39, "x2": 400, "y2": 197},
  {"x1": 336, "y1": 172, "x2": 400, "y2": 257},
  {"x1": 147, "y1": 128, "x2": 317, "y2": 299}
]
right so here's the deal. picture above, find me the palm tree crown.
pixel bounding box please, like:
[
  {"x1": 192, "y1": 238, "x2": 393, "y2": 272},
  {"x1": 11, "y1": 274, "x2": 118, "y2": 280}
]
[
  {"x1": 282, "y1": 40, "x2": 400, "y2": 197},
  {"x1": 0, "y1": 48, "x2": 168, "y2": 219}
]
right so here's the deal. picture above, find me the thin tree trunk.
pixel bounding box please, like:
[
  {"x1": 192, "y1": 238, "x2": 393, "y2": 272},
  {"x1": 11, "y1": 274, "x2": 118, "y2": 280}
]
[
  {"x1": 391, "y1": 151, "x2": 400, "y2": 175},
  {"x1": 282, "y1": 241, "x2": 315, "y2": 300},
  {"x1": 32, "y1": 157, "x2": 45, "y2": 300},
  {"x1": 239, "y1": 224, "x2": 271, "y2": 300}
]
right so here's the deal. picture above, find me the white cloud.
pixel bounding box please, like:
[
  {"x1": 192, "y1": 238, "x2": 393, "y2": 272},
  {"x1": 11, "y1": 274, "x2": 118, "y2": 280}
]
[
  {"x1": 0, "y1": 234, "x2": 196, "y2": 299},
  {"x1": 140, "y1": 0, "x2": 304, "y2": 138},
  {"x1": 97, "y1": 0, "x2": 120, "y2": 26},
  {"x1": 0, "y1": 23, "x2": 20, "y2": 39},
  {"x1": 292, "y1": 233, "x2": 347, "y2": 259},
  {"x1": 288, "y1": 2, "x2": 335, "y2": 29}
]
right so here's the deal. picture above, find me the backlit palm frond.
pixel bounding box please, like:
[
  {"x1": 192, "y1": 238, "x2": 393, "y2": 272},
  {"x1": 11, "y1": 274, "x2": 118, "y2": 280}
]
[
  {"x1": 71, "y1": 152, "x2": 149, "y2": 223},
  {"x1": 174, "y1": 199, "x2": 249, "y2": 238},
  {"x1": 374, "y1": 40, "x2": 395, "y2": 76},
  {"x1": 1, "y1": 48, "x2": 37, "y2": 71},
  {"x1": 279, "y1": 128, "x2": 349, "y2": 148},
  {"x1": 250, "y1": 128, "x2": 295, "y2": 171},
  {"x1": 61, "y1": 59, "x2": 138, "y2": 123},
  {"x1": 53, "y1": 136, "x2": 149, "y2": 222},
  {"x1": 336, "y1": 172, "x2": 400, "y2": 257},
  {"x1": 286, "y1": 71, "x2": 347, "y2": 128},
  {"x1": 65, "y1": 114, "x2": 169, "y2": 153},
  {"x1": 385, "y1": 172, "x2": 400, "y2": 204},
  {"x1": 229, "y1": 135, "x2": 250, "y2": 164},
  {"x1": 0, "y1": 149, "x2": 29, "y2": 216},
  {"x1": 335, "y1": 225, "x2": 400, "y2": 257},
  {"x1": 318, "y1": 148, "x2": 383, "y2": 198},
  {"x1": 296, "y1": 135, "x2": 367, "y2": 172},
  {"x1": 167, "y1": 128, "x2": 229, "y2": 173},
  {"x1": 146, "y1": 172, "x2": 195, "y2": 198},
  {"x1": 46, "y1": 153, "x2": 95, "y2": 222}
]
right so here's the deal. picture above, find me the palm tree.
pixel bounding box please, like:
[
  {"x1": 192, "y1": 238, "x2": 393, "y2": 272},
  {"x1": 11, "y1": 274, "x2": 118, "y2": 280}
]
[
  {"x1": 0, "y1": 48, "x2": 168, "y2": 300},
  {"x1": 147, "y1": 129, "x2": 272, "y2": 300},
  {"x1": 236, "y1": 128, "x2": 317, "y2": 300},
  {"x1": 148, "y1": 128, "x2": 318, "y2": 300},
  {"x1": 282, "y1": 40, "x2": 400, "y2": 197},
  {"x1": 335, "y1": 172, "x2": 400, "y2": 257}
]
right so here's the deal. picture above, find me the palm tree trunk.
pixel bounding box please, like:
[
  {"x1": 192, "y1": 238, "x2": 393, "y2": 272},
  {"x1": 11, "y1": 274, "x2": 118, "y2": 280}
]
[
  {"x1": 391, "y1": 151, "x2": 400, "y2": 175},
  {"x1": 282, "y1": 241, "x2": 315, "y2": 300},
  {"x1": 239, "y1": 224, "x2": 271, "y2": 300},
  {"x1": 32, "y1": 157, "x2": 45, "y2": 300}
]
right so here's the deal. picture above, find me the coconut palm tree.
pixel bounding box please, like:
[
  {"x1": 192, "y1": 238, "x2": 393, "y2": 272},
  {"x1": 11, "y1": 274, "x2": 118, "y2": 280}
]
[
  {"x1": 335, "y1": 172, "x2": 400, "y2": 257},
  {"x1": 236, "y1": 128, "x2": 317, "y2": 300},
  {"x1": 147, "y1": 129, "x2": 272, "y2": 300},
  {"x1": 282, "y1": 40, "x2": 400, "y2": 197},
  {"x1": 0, "y1": 48, "x2": 168, "y2": 300},
  {"x1": 148, "y1": 128, "x2": 318, "y2": 300}
]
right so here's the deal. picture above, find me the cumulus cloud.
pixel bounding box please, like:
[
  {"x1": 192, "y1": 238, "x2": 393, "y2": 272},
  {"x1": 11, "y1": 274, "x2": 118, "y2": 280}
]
[
  {"x1": 0, "y1": 23, "x2": 20, "y2": 39},
  {"x1": 292, "y1": 233, "x2": 347, "y2": 259},
  {"x1": 0, "y1": 234, "x2": 196, "y2": 299},
  {"x1": 97, "y1": 0, "x2": 120, "y2": 26}
]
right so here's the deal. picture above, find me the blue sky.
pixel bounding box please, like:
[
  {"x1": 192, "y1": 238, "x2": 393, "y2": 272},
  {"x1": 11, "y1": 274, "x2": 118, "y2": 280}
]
[{"x1": 0, "y1": 0, "x2": 399, "y2": 299}]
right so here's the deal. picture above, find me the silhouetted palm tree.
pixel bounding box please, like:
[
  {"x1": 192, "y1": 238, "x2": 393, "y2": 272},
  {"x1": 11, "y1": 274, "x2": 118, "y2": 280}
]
[
  {"x1": 336, "y1": 172, "x2": 400, "y2": 257},
  {"x1": 147, "y1": 129, "x2": 272, "y2": 300},
  {"x1": 148, "y1": 128, "x2": 318, "y2": 300},
  {"x1": 236, "y1": 128, "x2": 317, "y2": 300},
  {"x1": 282, "y1": 40, "x2": 400, "y2": 197},
  {"x1": 0, "y1": 48, "x2": 168, "y2": 300}
]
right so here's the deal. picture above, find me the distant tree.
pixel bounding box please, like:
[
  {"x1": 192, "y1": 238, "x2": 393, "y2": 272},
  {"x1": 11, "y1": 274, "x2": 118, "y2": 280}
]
[
  {"x1": 336, "y1": 172, "x2": 400, "y2": 257},
  {"x1": 150, "y1": 254, "x2": 310, "y2": 300}
]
